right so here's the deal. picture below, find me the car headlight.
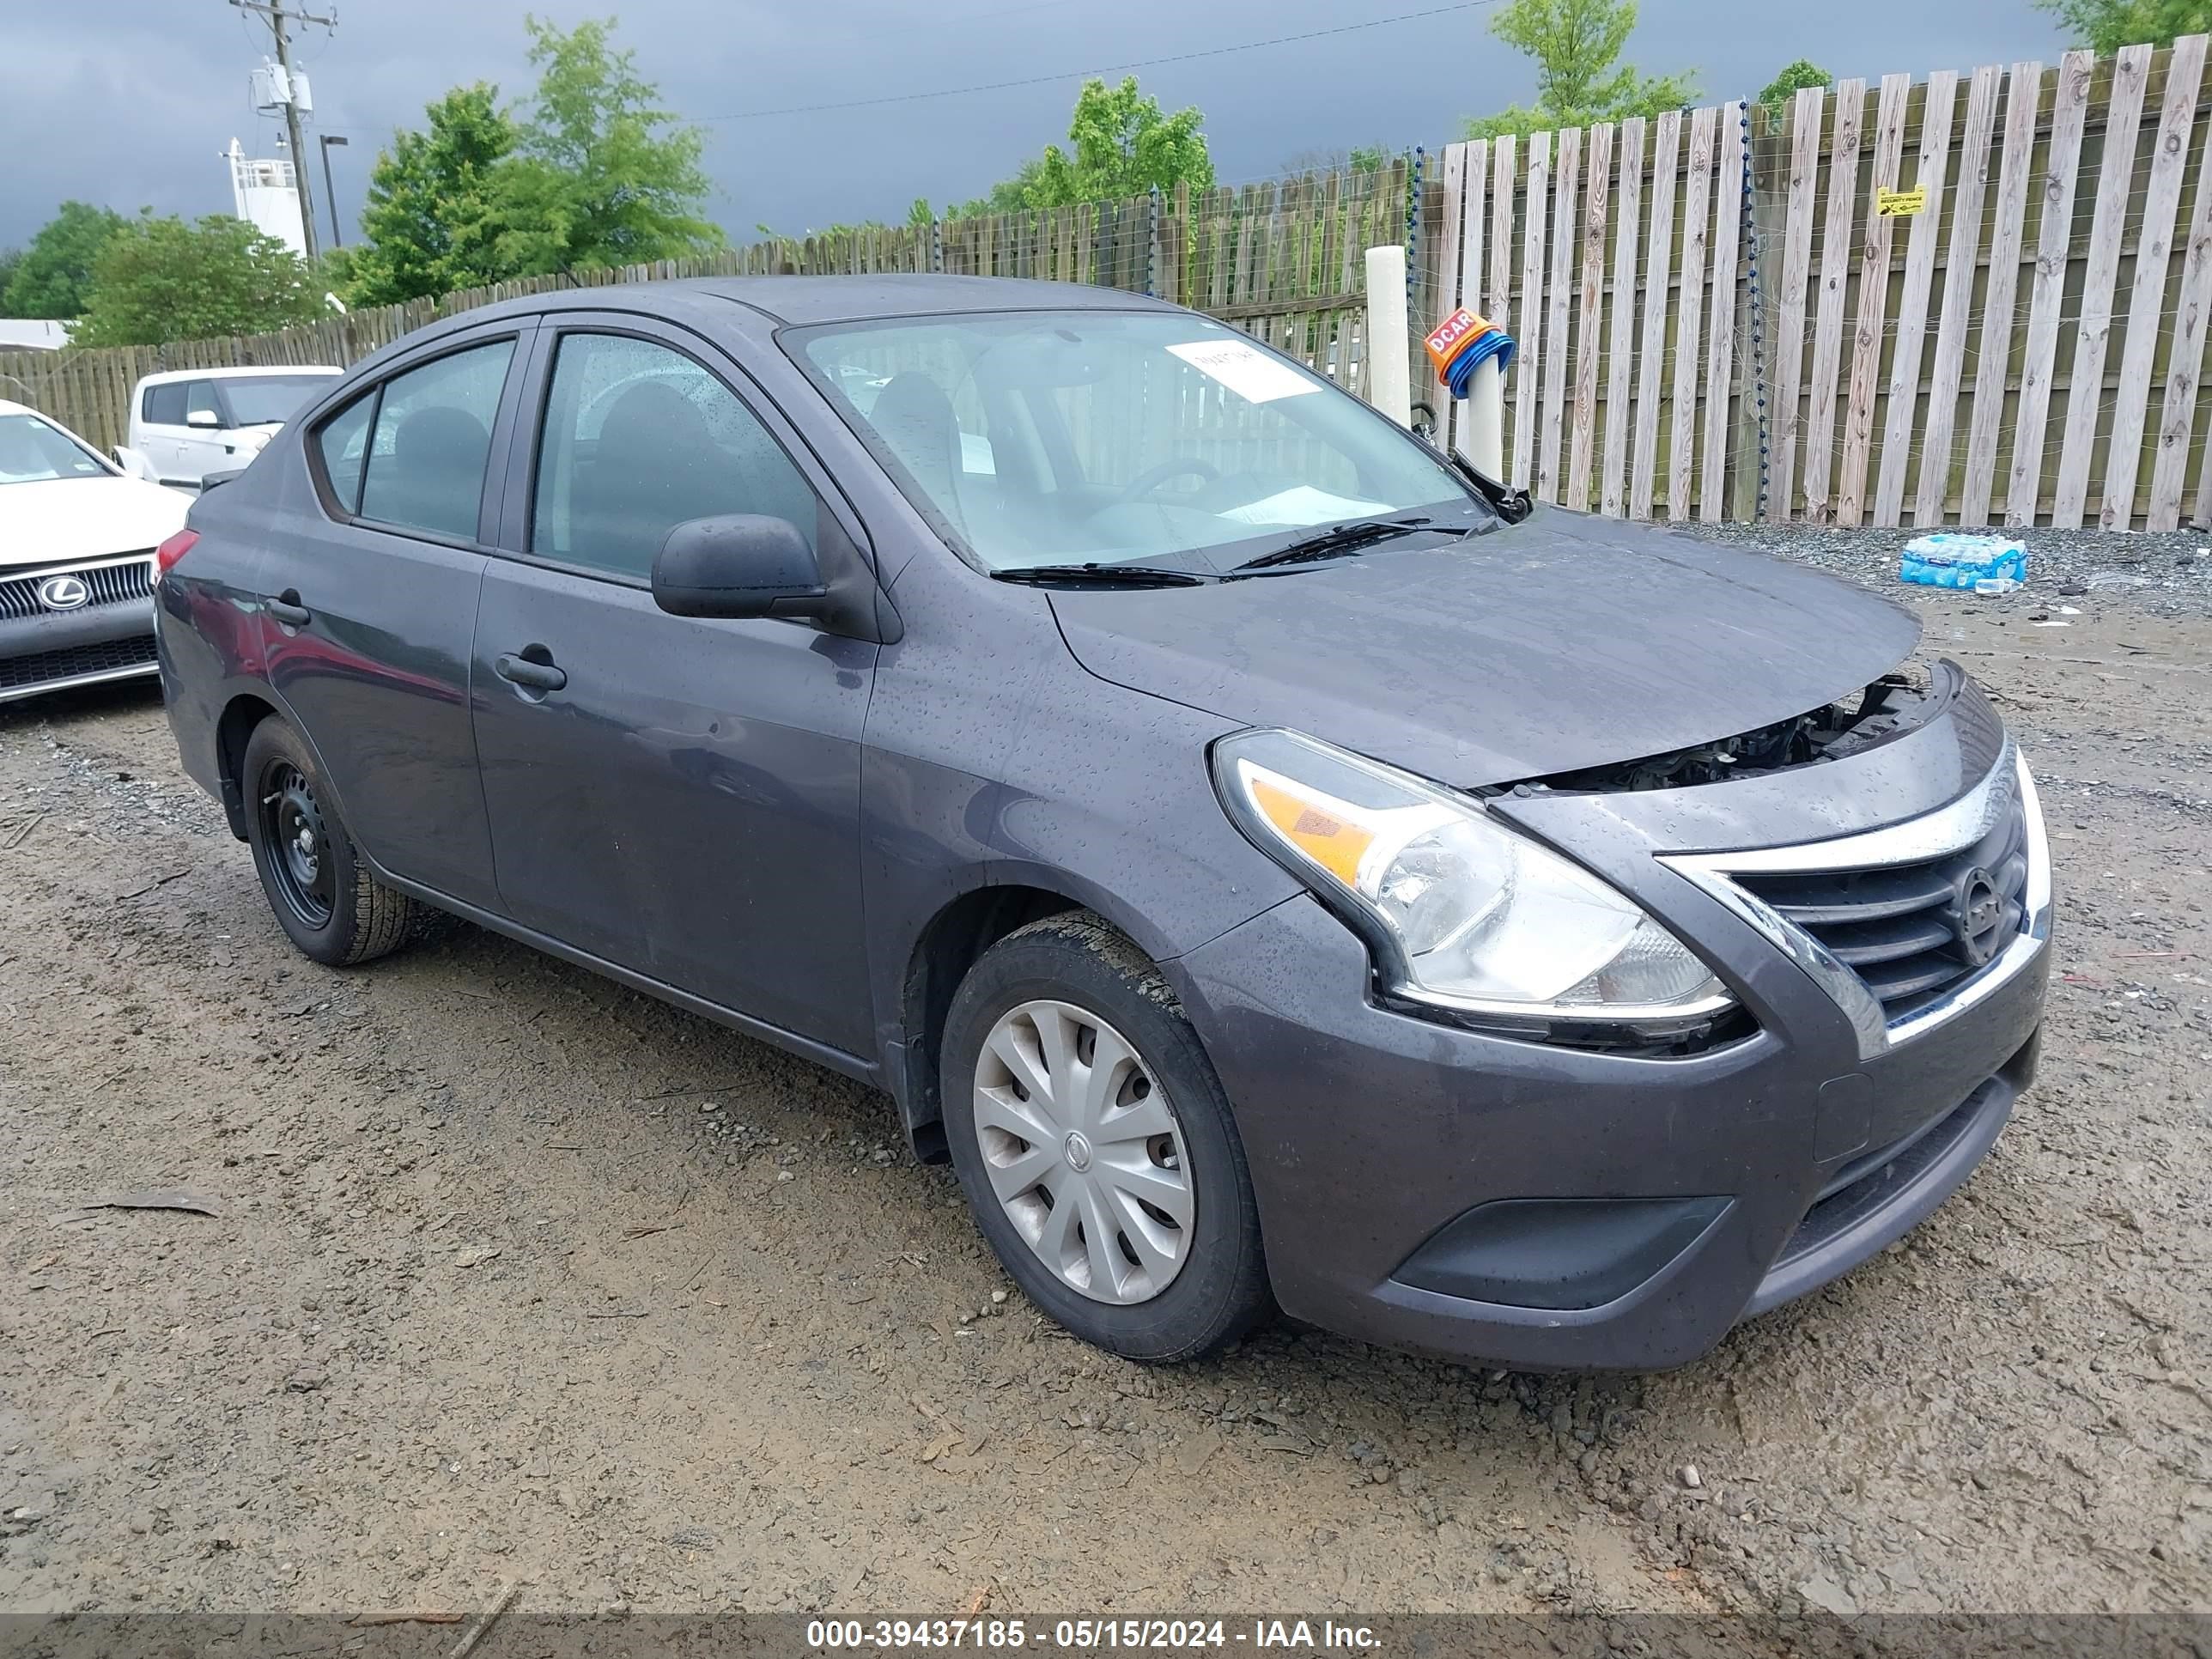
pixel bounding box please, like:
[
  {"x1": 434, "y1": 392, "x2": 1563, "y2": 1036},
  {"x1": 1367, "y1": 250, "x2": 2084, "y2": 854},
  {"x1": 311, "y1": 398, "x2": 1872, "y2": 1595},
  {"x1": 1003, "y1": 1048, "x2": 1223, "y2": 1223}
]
[{"x1": 1212, "y1": 729, "x2": 1736, "y2": 1036}]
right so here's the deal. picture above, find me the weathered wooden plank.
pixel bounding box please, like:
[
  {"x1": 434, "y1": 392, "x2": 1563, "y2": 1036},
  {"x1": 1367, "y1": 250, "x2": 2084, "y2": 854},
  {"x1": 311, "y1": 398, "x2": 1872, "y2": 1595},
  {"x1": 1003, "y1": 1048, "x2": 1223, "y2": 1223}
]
[
  {"x1": 1568, "y1": 124, "x2": 1611, "y2": 509},
  {"x1": 1837, "y1": 73, "x2": 1912, "y2": 527},
  {"x1": 1514, "y1": 131, "x2": 1552, "y2": 492},
  {"x1": 2008, "y1": 51, "x2": 2094, "y2": 525},
  {"x1": 2051, "y1": 42, "x2": 2152, "y2": 526},
  {"x1": 2103, "y1": 34, "x2": 2207, "y2": 528},
  {"x1": 1770, "y1": 88, "x2": 1825, "y2": 520},
  {"x1": 1699, "y1": 104, "x2": 1746, "y2": 521},
  {"x1": 1668, "y1": 106, "x2": 1717, "y2": 522},
  {"x1": 1875, "y1": 69, "x2": 1961, "y2": 526},
  {"x1": 1489, "y1": 136, "x2": 1517, "y2": 340},
  {"x1": 1539, "y1": 127, "x2": 1580, "y2": 501},
  {"x1": 1437, "y1": 143, "x2": 1468, "y2": 453},
  {"x1": 1601, "y1": 117, "x2": 1644, "y2": 516},
  {"x1": 1915, "y1": 63, "x2": 2001, "y2": 526},
  {"x1": 1452, "y1": 141, "x2": 1492, "y2": 462},
  {"x1": 1802, "y1": 78, "x2": 1868, "y2": 522},
  {"x1": 1631, "y1": 110, "x2": 1681, "y2": 520},
  {"x1": 1959, "y1": 63, "x2": 2039, "y2": 525},
  {"x1": 2157, "y1": 74, "x2": 2212, "y2": 524}
]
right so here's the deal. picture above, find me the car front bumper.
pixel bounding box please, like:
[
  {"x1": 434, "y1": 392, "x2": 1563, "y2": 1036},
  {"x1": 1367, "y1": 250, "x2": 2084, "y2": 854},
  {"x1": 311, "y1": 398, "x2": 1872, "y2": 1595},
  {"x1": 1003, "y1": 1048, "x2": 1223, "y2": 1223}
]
[
  {"x1": 0, "y1": 556, "x2": 159, "y2": 702},
  {"x1": 1166, "y1": 684, "x2": 2051, "y2": 1370}
]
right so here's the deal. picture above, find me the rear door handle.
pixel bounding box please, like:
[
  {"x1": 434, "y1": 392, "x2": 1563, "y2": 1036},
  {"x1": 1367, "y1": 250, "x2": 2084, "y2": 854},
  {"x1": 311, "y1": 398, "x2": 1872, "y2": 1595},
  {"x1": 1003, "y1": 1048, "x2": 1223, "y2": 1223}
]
[
  {"x1": 267, "y1": 589, "x2": 311, "y2": 627},
  {"x1": 495, "y1": 652, "x2": 568, "y2": 692}
]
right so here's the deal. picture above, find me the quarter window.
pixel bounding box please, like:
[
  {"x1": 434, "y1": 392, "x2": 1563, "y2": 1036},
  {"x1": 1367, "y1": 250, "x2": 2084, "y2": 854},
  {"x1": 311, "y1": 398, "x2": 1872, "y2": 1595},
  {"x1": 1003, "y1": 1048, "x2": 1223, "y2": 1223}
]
[
  {"x1": 314, "y1": 391, "x2": 376, "y2": 514},
  {"x1": 532, "y1": 332, "x2": 817, "y2": 581},
  {"x1": 356, "y1": 340, "x2": 515, "y2": 539},
  {"x1": 143, "y1": 383, "x2": 189, "y2": 425}
]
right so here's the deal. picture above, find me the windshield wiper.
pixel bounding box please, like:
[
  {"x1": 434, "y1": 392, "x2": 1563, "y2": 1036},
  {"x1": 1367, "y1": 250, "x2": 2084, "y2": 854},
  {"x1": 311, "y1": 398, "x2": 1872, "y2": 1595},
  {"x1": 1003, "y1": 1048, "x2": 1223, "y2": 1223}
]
[
  {"x1": 1230, "y1": 516, "x2": 1444, "y2": 574},
  {"x1": 993, "y1": 562, "x2": 1211, "y2": 587}
]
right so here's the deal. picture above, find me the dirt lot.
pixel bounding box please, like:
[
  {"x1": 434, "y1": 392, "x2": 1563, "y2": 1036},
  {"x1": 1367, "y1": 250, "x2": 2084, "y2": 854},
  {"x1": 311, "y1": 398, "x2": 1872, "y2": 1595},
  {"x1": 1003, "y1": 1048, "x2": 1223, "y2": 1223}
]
[{"x1": 0, "y1": 582, "x2": 2206, "y2": 1620}]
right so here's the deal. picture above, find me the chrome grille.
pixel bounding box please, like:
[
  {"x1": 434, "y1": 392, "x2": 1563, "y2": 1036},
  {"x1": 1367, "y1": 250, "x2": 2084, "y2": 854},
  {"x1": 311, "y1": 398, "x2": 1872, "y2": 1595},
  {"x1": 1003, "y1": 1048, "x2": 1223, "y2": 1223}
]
[
  {"x1": 1662, "y1": 747, "x2": 2051, "y2": 1060},
  {"x1": 0, "y1": 556, "x2": 155, "y2": 621},
  {"x1": 1733, "y1": 794, "x2": 2029, "y2": 1019}
]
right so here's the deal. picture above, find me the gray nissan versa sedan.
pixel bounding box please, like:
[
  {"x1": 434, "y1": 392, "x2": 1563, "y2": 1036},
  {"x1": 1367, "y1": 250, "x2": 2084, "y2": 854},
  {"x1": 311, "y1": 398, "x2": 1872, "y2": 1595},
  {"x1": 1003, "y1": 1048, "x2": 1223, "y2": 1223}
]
[{"x1": 155, "y1": 276, "x2": 2051, "y2": 1368}]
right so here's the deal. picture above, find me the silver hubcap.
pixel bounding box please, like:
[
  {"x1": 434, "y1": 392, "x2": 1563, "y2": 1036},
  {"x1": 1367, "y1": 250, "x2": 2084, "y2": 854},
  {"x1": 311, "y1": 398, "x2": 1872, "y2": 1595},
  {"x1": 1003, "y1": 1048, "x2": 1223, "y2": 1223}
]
[{"x1": 972, "y1": 1000, "x2": 1193, "y2": 1304}]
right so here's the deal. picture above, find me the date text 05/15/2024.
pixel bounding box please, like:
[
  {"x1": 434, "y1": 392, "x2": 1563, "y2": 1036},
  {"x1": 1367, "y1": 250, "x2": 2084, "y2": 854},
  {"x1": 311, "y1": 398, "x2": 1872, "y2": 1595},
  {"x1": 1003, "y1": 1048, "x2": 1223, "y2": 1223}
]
[{"x1": 805, "y1": 1619, "x2": 1382, "y2": 1651}]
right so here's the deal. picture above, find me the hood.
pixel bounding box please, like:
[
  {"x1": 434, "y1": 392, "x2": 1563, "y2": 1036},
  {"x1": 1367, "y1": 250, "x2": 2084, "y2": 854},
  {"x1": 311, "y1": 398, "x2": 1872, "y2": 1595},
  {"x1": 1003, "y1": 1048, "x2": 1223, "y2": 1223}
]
[
  {"x1": 1048, "y1": 515, "x2": 1923, "y2": 788},
  {"x1": 0, "y1": 476, "x2": 191, "y2": 569}
]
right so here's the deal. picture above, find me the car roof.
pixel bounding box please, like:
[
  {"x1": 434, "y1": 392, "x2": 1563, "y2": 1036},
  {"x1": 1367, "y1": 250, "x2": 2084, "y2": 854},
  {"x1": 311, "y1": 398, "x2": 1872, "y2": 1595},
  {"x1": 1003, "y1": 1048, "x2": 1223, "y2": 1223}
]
[
  {"x1": 454, "y1": 274, "x2": 1182, "y2": 331},
  {"x1": 134, "y1": 364, "x2": 343, "y2": 387}
]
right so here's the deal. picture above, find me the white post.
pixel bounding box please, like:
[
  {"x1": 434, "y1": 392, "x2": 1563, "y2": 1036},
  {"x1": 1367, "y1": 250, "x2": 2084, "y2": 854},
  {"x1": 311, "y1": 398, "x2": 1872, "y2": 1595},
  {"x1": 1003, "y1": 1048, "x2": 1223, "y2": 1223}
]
[
  {"x1": 1464, "y1": 355, "x2": 1505, "y2": 478},
  {"x1": 1364, "y1": 245, "x2": 1412, "y2": 428}
]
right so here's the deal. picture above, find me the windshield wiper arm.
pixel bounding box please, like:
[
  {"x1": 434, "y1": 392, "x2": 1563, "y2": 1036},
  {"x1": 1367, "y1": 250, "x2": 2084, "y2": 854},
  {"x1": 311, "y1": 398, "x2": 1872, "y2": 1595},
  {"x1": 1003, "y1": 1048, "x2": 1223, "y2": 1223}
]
[
  {"x1": 992, "y1": 562, "x2": 1211, "y2": 587},
  {"x1": 1230, "y1": 516, "x2": 1439, "y2": 573}
]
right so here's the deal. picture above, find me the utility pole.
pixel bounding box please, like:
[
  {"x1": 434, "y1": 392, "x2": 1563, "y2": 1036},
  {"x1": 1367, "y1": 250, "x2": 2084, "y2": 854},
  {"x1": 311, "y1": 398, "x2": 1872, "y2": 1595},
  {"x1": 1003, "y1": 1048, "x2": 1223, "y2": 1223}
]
[{"x1": 231, "y1": 0, "x2": 335, "y2": 264}]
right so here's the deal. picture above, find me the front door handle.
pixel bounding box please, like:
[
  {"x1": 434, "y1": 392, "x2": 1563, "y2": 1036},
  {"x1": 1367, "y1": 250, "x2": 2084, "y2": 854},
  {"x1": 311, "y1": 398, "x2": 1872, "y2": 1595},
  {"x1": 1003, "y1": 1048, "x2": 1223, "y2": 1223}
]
[
  {"x1": 267, "y1": 589, "x2": 311, "y2": 627},
  {"x1": 495, "y1": 652, "x2": 568, "y2": 693}
]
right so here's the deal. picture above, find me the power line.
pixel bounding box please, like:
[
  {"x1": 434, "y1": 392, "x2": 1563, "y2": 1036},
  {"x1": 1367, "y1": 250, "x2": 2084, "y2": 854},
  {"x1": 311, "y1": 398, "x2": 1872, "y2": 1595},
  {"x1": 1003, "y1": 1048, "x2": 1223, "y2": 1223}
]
[{"x1": 699, "y1": 1, "x2": 1500, "y2": 123}]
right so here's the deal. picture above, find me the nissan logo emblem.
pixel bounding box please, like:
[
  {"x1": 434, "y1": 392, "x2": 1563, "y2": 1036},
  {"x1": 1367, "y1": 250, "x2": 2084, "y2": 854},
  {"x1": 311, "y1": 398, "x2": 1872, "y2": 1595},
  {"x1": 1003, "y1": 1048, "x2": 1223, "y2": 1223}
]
[{"x1": 37, "y1": 574, "x2": 91, "y2": 611}]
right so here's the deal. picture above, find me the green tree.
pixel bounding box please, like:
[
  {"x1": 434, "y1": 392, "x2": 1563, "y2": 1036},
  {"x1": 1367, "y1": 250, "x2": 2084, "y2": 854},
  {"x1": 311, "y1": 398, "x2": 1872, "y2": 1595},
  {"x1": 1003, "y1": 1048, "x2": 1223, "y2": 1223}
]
[
  {"x1": 944, "y1": 77, "x2": 1212, "y2": 217},
  {"x1": 1758, "y1": 58, "x2": 1833, "y2": 118},
  {"x1": 2037, "y1": 0, "x2": 2212, "y2": 50},
  {"x1": 1460, "y1": 0, "x2": 1698, "y2": 138},
  {"x1": 72, "y1": 213, "x2": 323, "y2": 346},
  {"x1": 0, "y1": 246, "x2": 21, "y2": 307},
  {"x1": 495, "y1": 15, "x2": 723, "y2": 276},
  {"x1": 1029, "y1": 76, "x2": 1213, "y2": 205},
  {"x1": 3, "y1": 201, "x2": 129, "y2": 319},
  {"x1": 344, "y1": 83, "x2": 521, "y2": 305}
]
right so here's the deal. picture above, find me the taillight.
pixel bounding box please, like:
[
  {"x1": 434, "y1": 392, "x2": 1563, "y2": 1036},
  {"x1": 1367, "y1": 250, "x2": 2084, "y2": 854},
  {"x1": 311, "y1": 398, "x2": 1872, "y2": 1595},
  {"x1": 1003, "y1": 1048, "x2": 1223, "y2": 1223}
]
[{"x1": 153, "y1": 529, "x2": 198, "y2": 585}]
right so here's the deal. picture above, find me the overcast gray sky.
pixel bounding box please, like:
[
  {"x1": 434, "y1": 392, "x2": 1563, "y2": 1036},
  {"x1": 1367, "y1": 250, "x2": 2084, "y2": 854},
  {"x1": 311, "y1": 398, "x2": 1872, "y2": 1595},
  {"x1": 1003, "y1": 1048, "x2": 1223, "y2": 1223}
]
[{"x1": 3, "y1": 0, "x2": 2071, "y2": 252}]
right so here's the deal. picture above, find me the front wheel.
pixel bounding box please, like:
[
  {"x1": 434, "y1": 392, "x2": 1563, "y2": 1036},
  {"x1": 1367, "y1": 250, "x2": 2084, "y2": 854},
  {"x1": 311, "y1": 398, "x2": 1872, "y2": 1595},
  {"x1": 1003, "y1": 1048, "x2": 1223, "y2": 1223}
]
[{"x1": 940, "y1": 913, "x2": 1272, "y2": 1363}]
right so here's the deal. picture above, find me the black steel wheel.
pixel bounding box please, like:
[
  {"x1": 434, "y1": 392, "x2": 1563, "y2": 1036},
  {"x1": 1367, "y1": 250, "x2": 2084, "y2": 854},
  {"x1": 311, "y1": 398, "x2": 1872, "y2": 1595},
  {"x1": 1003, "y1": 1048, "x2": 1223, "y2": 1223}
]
[{"x1": 240, "y1": 716, "x2": 435, "y2": 966}]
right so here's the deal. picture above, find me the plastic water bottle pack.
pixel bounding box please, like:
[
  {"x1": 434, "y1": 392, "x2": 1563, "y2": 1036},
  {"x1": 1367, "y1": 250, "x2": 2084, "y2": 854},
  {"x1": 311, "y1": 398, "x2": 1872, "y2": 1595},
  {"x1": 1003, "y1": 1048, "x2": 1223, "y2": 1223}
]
[{"x1": 1897, "y1": 533, "x2": 2030, "y2": 593}]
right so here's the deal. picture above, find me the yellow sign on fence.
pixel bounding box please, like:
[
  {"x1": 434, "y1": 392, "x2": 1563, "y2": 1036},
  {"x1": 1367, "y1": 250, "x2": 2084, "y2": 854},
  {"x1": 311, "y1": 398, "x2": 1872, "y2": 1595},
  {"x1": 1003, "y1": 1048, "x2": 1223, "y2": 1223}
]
[{"x1": 1876, "y1": 185, "x2": 1927, "y2": 217}]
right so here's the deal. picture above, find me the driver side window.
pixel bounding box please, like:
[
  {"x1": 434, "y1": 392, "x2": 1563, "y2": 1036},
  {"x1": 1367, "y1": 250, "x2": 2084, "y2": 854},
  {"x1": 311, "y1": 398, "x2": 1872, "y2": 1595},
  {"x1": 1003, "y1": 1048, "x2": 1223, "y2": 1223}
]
[{"x1": 532, "y1": 332, "x2": 817, "y2": 582}]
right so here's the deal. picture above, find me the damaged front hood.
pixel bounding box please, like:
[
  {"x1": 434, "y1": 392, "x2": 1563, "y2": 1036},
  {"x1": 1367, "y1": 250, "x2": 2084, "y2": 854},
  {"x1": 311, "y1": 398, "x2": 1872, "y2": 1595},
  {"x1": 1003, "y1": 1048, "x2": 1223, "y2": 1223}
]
[{"x1": 1049, "y1": 515, "x2": 1923, "y2": 788}]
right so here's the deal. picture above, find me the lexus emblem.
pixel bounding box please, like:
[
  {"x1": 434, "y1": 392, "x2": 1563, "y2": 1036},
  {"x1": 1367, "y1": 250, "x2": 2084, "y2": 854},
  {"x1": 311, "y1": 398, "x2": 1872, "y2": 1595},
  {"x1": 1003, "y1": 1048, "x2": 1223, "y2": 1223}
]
[
  {"x1": 1944, "y1": 866, "x2": 2008, "y2": 969},
  {"x1": 36, "y1": 574, "x2": 90, "y2": 611}
]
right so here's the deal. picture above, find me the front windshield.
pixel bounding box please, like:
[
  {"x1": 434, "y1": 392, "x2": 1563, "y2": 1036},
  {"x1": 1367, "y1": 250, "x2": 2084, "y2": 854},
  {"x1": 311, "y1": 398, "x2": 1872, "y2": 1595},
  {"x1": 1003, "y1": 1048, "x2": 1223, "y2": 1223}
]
[
  {"x1": 793, "y1": 310, "x2": 1485, "y2": 572},
  {"x1": 222, "y1": 374, "x2": 335, "y2": 427},
  {"x1": 0, "y1": 413, "x2": 108, "y2": 484}
]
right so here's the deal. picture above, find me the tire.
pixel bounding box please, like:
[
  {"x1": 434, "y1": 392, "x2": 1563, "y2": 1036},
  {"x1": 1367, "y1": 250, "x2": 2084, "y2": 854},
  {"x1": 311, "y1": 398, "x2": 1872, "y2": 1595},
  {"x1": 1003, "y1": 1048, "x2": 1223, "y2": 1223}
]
[
  {"x1": 940, "y1": 911, "x2": 1272, "y2": 1364},
  {"x1": 240, "y1": 716, "x2": 432, "y2": 967}
]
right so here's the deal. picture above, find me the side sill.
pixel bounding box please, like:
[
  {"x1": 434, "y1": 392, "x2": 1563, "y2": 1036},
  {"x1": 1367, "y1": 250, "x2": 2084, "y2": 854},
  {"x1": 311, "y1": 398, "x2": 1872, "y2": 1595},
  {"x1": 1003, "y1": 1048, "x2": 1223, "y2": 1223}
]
[{"x1": 368, "y1": 862, "x2": 886, "y2": 1093}]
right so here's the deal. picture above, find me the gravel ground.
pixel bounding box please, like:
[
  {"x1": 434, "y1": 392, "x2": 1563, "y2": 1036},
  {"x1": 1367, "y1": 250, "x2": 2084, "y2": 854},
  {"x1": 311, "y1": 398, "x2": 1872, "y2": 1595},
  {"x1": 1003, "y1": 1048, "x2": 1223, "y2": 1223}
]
[
  {"x1": 1692, "y1": 522, "x2": 2212, "y2": 617},
  {"x1": 0, "y1": 570, "x2": 2205, "y2": 1620}
]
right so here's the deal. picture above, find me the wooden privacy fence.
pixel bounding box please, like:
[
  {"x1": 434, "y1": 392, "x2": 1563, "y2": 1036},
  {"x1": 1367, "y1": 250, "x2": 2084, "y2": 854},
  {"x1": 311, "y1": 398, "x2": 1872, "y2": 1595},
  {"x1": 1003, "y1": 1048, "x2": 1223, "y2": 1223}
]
[
  {"x1": 1427, "y1": 104, "x2": 1753, "y2": 520},
  {"x1": 1761, "y1": 41, "x2": 2212, "y2": 532},
  {"x1": 0, "y1": 161, "x2": 1413, "y2": 460},
  {"x1": 15, "y1": 37, "x2": 2212, "y2": 532}
]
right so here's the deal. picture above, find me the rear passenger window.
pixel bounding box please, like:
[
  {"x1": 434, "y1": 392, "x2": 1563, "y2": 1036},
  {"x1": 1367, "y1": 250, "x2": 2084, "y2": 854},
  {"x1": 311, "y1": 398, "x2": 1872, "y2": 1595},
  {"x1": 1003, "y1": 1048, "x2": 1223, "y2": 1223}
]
[
  {"x1": 143, "y1": 383, "x2": 188, "y2": 425},
  {"x1": 314, "y1": 392, "x2": 376, "y2": 513},
  {"x1": 532, "y1": 332, "x2": 817, "y2": 580},
  {"x1": 356, "y1": 340, "x2": 514, "y2": 539}
]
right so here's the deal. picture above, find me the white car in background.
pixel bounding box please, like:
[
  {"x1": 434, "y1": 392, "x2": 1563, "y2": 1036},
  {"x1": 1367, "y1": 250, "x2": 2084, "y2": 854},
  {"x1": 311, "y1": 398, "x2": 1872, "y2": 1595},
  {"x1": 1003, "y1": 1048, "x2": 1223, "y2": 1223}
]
[
  {"x1": 119, "y1": 364, "x2": 342, "y2": 489},
  {"x1": 0, "y1": 399, "x2": 190, "y2": 702}
]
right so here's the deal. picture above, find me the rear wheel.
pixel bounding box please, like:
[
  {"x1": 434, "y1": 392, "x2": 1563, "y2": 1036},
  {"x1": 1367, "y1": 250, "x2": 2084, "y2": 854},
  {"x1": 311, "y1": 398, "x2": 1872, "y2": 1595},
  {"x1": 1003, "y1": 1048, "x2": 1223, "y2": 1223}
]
[
  {"x1": 941, "y1": 913, "x2": 1271, "y2": 1363},
  {"x1": 240, "y1": 717, "x2": 432, "y2": 966}
]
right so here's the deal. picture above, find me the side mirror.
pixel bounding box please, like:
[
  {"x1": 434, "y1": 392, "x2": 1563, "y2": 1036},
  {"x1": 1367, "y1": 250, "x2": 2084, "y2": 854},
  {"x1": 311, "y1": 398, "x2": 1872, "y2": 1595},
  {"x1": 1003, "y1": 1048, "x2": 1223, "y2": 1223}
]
[
  {"x1": 112, "y1": 446, "x2": 158, "y2": 482},
  {"x1": 185, "y1": 409, "x2": 222, "y2": 429},
  {"x1": 652, "y1": 514, "x2": 826, "y2": 621}
]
